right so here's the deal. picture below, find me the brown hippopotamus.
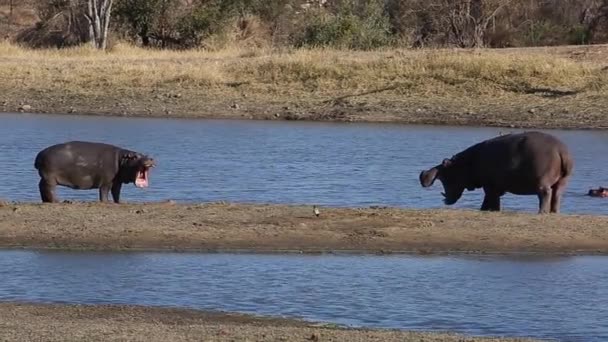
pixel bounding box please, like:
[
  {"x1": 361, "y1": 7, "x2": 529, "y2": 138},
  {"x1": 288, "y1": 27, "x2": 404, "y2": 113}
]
[
  {"x1": 588, "y1": 187, "x2": 608, "y2": 197},
  {"x1": 419, "y1": 131, "x2": 573, "y2": 214},
  {"x1": 34, "y1": 141, "x2": 155, "y2": 203}
]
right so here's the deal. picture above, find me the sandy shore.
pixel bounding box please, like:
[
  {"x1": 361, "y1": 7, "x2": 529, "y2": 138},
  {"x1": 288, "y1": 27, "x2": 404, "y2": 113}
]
[
  {"x1": 0, "y1": 302, "x2": 539, "y2": 341},
  {"x1": 1, "y1": 201, "x2": 607, "y2": 255}
]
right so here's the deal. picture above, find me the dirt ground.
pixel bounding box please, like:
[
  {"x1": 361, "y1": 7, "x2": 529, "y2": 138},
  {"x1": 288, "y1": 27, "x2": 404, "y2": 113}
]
[
  {"x1": 1, "y1": 201, "x2": 608, "y2": 255},
  {"x1": 0, "y1": 302, "x2": 539, "y2": 342}
]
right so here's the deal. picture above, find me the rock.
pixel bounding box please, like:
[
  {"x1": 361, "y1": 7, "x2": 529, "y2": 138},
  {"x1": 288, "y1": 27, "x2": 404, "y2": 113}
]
[
  {"x1": 230, "y1": 103, "x2": 240, "y2": 110},
  {"x1": 174, "y1": 93, "x2": 182, "y2": 98},
  {"x1": 274, "y1": 113, "x2": 281, "y2": 118},
  {"x1": 528, "y1": 108, "x2": 536, "y2": 114},
  {"x1": 68, "y1": 107, "x2": 75, "y2": 113},
  {"x1": 18, "y1": 104, "x2": 32, "y2": 112}
]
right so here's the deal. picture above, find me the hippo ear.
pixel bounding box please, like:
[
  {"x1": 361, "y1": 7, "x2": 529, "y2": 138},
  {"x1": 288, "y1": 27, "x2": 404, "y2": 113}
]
[
  {"x1": 442, "y1": 158, "x2": 452, "y2": 167},
  {"x1": 419, "y1": 168, "x2": 438, "y2": 187}
]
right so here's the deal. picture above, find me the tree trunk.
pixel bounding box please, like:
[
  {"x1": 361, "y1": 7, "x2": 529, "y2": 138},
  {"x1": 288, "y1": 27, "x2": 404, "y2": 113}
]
[{"x1": 84, "y1": 0, "x2": 114, "y2": 50}]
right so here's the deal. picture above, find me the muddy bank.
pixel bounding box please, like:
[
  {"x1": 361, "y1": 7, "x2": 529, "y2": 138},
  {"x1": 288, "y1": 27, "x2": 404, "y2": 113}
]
[
  {"x1": 1, "y1": 202, "x2": 607, "y2": 254},
  {"x1": 0, "y1": 302, "x2": 537, "y2": 342}
]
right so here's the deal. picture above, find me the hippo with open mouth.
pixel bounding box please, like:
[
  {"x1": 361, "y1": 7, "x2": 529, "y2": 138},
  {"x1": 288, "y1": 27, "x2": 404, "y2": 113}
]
[{"x1": 34, "y1": 141, "x2": 155, "y2": 203}]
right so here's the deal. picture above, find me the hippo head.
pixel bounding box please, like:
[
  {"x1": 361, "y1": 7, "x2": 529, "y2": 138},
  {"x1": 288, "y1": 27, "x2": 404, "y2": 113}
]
[
  {"x1": 119, "y1": 151, "x2": 156, "y2": 188},
  {"x1": 419, "y1": 158, "x2": 473, "y2": 205}
]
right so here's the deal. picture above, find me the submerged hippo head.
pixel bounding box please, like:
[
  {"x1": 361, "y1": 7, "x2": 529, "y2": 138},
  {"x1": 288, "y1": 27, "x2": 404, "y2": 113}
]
[
  {"x1": 119, "y1": 151, "x2": 156, "y2": 188},
  {"x1": 419, "y1": 158, "x2": 474, "y2": 205}
]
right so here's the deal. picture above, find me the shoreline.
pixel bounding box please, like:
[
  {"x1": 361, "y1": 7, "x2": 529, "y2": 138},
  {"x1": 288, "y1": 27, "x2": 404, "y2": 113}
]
[
  {"x1": 2, "y1": 202, "x2": 608, "y2": 256},
  {"x1": 0, "y1": 302, "x2": 540, "y2": 342},
  {"x1": 7, "y1": 109, "x2": 608, "y2": 131}
]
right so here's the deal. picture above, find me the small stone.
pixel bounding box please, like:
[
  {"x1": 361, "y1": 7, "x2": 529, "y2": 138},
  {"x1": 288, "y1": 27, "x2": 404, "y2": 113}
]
[
  {"x1": 416, "y1": 108, "x2": 423, "y2": 113},
  {"x1": 174, "y1": 93, "x2": 182, "y2": 98},
  {"x1": 274, "y1": 113, "x2": 281, "y2": 118},
  {"x1": 135, "y1": 209, "x2": 146, "y2": 214},
  {"x1": 165, "y1": 109, "x2": 172, "y2": 115},
  {"x1": 528, "y1": 108, "x2": 536, "y2": 114},
  {"x1": 230, "y1": 103, "x2": 240, "y2": 110},
  {"x1": 68, "y1": 107, "x2": 75, "y2": 113},
  {"x1": 18, "y1": 104, "x2": 32, "y2": 112}
]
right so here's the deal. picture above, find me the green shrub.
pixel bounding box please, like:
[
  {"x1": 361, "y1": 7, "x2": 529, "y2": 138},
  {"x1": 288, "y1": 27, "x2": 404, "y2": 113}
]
[{"x1": 292, "y1": 0, "x2": 393, "y2": 50}]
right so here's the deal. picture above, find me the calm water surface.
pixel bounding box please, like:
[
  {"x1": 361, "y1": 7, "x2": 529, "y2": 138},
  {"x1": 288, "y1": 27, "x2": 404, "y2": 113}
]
[
  {"x1": 1, "y1": 113, "x2": 608, "y2": 214},
  {"x1": 1, "y1": 251, "x2": 607, "y2": 341}
]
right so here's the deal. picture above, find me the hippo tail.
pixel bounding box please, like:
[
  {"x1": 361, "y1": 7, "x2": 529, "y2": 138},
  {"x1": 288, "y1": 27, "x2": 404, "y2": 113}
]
[
  {"x1": 34, "y1": 152, "x2": 43, "y2": 170},
  {"x1": 560, "y1": 150, "x2": 574, "y2": 178}
]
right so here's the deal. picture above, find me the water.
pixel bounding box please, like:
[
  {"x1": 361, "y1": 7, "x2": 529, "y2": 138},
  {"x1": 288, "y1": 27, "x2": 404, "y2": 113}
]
[
  {"x1": 1, "y1": 112, "x2": 608, "y2": 214},
  {"x1": 0, "y1": 250, "x2": 606, "y2": 341}
]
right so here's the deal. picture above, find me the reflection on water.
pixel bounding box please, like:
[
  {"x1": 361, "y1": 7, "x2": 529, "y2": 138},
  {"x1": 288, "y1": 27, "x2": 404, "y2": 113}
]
[
  {"x1": 1, "y1": 113, "x2": 608, "y2": 214},
  {"x1": 0, "y1": 251, "x2": 606, "y2": 341}
]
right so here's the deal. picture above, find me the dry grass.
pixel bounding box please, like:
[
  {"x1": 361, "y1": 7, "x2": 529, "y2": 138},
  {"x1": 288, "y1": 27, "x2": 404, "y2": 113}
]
[
  {"x1": 2, "y1": 41, "x2": 608, "y2": 127},
  {"x1": 0, "y1": 41, "x2": 602, "y2": 95}
]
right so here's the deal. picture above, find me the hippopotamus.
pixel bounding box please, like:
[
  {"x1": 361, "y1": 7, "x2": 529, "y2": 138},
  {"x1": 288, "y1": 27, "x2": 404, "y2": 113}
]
[
  {"x1": 588, "y1": 187, "x2": 608, "y2": 198},
  {"x1": 419, "y1": 131, "x2": 573, "y2": 214},
  {"x1": 34, "y1": 141, "x2": 155, "y2": 203}
]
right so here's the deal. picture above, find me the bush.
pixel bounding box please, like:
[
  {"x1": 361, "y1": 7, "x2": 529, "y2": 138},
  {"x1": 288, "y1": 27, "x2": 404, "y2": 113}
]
[{"x1": 292, "y1": 0, "x2": 393, "y2": 50}]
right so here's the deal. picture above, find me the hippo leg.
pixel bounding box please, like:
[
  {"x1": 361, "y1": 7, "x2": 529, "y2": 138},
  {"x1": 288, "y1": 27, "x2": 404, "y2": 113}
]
[
  {"x1": 99, "y1": 184, "x2": 111, "y2": 202},
  {"x1": 111, "y1": 182, "x2": 122, "y2": 204},
  {"x1": 537, "y1": 186, "x2": 553, "y2": 214},
  {"x1": 481, "y1": 189, "x2": 501, "y2": 211},
  {"x1": 38, "y1": 179, "x2": 58, "y2": 203},
  {"x1": 550, "y1": 178, "x2": 569, "y2": 214}
]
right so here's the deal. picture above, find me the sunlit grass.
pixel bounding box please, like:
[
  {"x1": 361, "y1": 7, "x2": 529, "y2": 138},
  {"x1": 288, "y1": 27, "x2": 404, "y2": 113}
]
[{"x1": 0, "y1": 40, "x2": 604, "y2": 100}]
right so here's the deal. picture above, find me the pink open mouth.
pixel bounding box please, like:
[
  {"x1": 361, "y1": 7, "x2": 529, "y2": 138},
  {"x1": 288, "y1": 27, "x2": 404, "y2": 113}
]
[{"x1": 135, "y1": 168, "x2": 149, "y2": 188}]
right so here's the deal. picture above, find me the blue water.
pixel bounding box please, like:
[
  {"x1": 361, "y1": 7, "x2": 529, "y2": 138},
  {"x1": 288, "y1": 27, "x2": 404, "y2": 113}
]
[
  {"x1": 0, "y1": 250, "x2": 606, "y2": 341},
  {"x1": 1, "y1": 113, "x2": 607, "y2": 214}
]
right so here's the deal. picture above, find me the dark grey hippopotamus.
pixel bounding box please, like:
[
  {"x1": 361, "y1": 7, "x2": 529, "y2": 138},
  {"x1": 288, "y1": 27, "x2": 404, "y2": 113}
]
[
  {"x1": 419, "y1": 131, "x2": 573, "y2": 214},
  {"x1": 34, "y1": 141, "x2": 155, "y2": 203}
]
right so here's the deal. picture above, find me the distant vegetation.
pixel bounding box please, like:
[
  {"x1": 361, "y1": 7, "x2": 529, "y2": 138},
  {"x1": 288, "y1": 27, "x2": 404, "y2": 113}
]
[{"x1": 3, "y1": 0, "x2": 608, "y2": 50}]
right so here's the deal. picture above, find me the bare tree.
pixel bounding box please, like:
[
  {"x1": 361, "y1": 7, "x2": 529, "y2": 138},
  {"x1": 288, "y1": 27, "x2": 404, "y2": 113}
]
[
  {"x1": 83, "y1": 0, "x2": 113, "y2": 49},
  {"x1": 444, "y1": 0, "x2": 510, "y2": 47}
]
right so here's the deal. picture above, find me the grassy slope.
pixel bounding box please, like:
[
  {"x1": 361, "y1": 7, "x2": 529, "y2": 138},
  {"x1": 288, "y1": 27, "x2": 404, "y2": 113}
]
[{"x1": 1, "y1": 41, "x2": 608, "y2": 128}]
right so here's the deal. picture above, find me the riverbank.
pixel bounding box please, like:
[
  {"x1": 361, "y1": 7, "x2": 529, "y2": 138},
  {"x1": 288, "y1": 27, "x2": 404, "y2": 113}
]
[
  {"x1": 1, "y1": 202, "x2": 608, "y2": 255},
  {"x1": 3, "y1": 42, "x2": 608, "y2": 129},
  {"x1": 0, "y1": 302, "x2": 537, "y2": 342}
]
